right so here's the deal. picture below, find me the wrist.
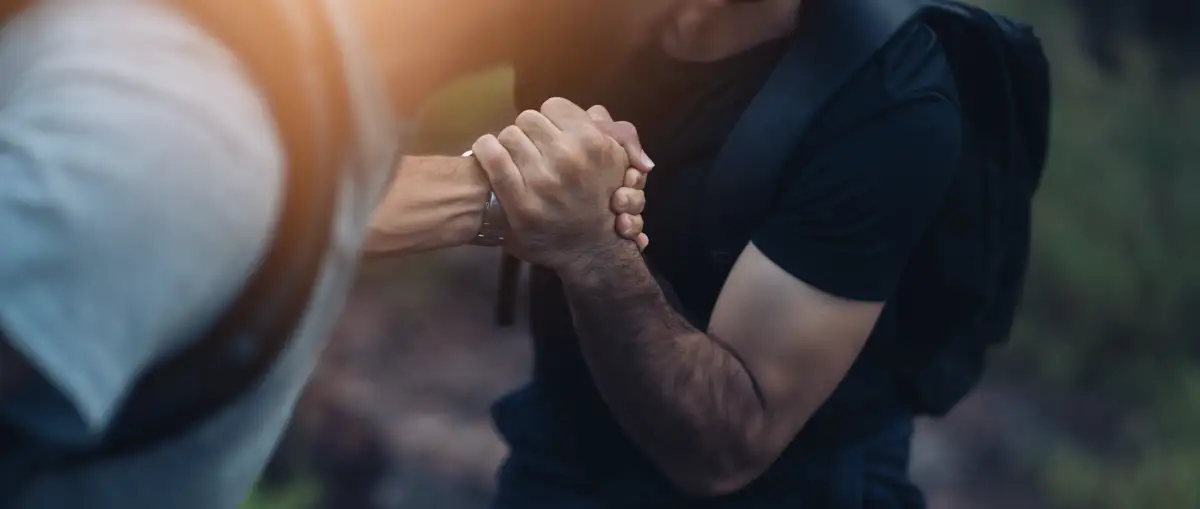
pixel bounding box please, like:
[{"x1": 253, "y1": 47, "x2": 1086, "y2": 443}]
[
  {"x1": 444, "y1": 154, "x2": 492, "y2": 247},
  {"x1": 363, "y1": 155, "x2": 490, "y2": 255},
  {"x1": 558, "y1": 239, "x2": 642, "y2": 286}
]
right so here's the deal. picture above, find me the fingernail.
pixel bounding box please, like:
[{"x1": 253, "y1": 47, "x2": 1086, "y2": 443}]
[{"x1": 641, "y1": 153, "x2": 655, "y2": 169}]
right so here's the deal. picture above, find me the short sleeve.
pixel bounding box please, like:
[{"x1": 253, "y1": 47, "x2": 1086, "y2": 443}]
[
  {"x1": 0, "y1": 2, "x2": 283, "y2": 444},
  {"x1": 750, "y1": 94, "x2": 962, "y2": 302}
]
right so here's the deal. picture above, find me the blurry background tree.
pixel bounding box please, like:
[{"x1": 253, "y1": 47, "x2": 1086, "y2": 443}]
[
  {"x1": 245, "y1": 0, "x2": 1200, "y2": 508},
  {"x1": 995, "y1": 0, "x2": 1200, "y2": 507}
]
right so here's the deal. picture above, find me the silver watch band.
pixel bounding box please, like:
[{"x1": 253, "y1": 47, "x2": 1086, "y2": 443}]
[
  {"x1": 474, "y1": 190, "x2": 508, "y2": 246},
  {"x1": 464, "y1": 150, "x2": 509, "y2": 247}
]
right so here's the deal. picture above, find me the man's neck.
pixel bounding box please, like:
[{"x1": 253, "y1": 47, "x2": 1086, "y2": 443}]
[
  {"x1": 345, "y1": 0, "x2": 519, "y2": 116},
  {"x1": 662, "y1": 0, "x2": 802, "y2": 62}
]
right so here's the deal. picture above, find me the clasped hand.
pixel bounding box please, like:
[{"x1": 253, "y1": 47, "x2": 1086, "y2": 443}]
[{"x1": 473, "y1": 98, "x2": 650, "y2": 269}]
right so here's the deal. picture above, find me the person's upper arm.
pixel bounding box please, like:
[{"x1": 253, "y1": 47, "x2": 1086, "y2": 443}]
[
  {"x1": 749, "y1": 93, "x2": 962, "y2": 303},
  {"x1": 0, "y1": 2, "x2": 282, "y2": 444},
  {"x1": 706, "y1": 94, "x2": 961, "y2": 470}
]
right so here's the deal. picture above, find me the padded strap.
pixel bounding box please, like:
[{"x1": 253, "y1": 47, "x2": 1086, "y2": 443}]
[
  {"x1": 0, "y1": 0, "x2": 351, "y2": 485},
  {"x1": 87, "y1": 0, "x2": 351, "y2": 460}
]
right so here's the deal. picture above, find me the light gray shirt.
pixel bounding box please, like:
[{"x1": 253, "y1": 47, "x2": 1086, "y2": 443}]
[{"x1": 0, "y1": 1, "x2": 405, "y2": 507}]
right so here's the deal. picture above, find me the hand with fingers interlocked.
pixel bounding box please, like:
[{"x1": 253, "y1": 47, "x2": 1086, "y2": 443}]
[{"x1": 472, "y1": 97, "x2": 651, "y2": 268}]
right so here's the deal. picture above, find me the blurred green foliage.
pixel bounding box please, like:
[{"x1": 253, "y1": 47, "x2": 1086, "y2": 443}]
[
  {"x1": 980, "y1": 0, "x2": 1200, "y2": 508},
  {"x1": 408, "y1": 67, "x2": 516, "y2": 154},
  {"x1": 241, "y1": 481, "x2": 319, "y2": 509}
]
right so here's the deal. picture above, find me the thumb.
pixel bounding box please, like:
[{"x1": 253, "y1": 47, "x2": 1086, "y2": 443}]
[
  {"x1": 587, "y1": 104, "x2": 614, "y2": 122},
  {"x1": 588, "y1": 105, "x2": 655, "y2": 173},
  {"x1": 597, "y1": 120, "x2": 655, "y2": 173}
]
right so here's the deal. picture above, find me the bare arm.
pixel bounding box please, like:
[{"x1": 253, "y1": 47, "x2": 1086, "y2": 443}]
[
  {"x1": 556, "y1": 98, "x2": 962, "y2": 497},
  {"x1": 475, "y1": 96, "x2": 961, "y2": 498},
  {"x1": 364, "y1": 155, "x2": 491, "y2": 255},
  {"x1": 366, "y1": 113, "x2": 654, "y2": 257},
  {"x1": 558, "y1": 244, "x2": 880, "y2": 497}
]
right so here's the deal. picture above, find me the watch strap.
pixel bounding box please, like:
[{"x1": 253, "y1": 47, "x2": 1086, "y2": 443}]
[{"x1": 464, "y1": 150, "x2": 509, "y2": 246}]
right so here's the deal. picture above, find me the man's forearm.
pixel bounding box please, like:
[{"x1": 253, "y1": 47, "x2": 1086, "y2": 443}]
[
  {"x1": 558, "y1": 245, "x2": 768, "y2": 495},
  {"x1": 364, "y1": 155, "x2": 488, "y2": 255}
]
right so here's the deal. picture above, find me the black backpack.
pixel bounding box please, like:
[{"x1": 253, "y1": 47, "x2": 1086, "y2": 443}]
[
  {"x1": 703, "y1": 0, "x2": 1051, "y2": 416},
  {"x1": 0, "y1": 0, "x2": 351, "y2": 494}
]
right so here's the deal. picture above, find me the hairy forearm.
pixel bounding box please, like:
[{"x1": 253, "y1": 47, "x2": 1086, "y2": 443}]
[
  {"x1": 558, "y1": 245, "x2": 768, "y2": 495},
  {"x1": 363, "y1": 155, "x2": 488, "y2": 255}
]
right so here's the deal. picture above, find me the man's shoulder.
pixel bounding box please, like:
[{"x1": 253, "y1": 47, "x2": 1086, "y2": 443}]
[
  {"x1": 808, "y1": 20, "x2": 959, "y2": 145},
  {"x1": 875, "y1": 20, "x2": 958, "y2": 98}
]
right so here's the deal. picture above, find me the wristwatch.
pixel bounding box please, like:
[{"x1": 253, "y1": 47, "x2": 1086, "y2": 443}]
[{"x1": 464, "y1": 150, "x2": 509, "y2": 247}]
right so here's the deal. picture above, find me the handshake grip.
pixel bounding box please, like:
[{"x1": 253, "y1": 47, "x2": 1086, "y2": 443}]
[{"x1": 464, "y1": 101, "x2": 653, "y2": 327}]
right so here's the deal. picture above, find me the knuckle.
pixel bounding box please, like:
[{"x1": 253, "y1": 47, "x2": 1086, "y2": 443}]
[
  {"x1": 615, "y1": 188, "x2": 645, "y2": 214},
  {"x1": 545, "y1": 136, "x2": 582, "y2": 161},
  {"x1": 599, "y1": 126, "x2": 627, "y2": 148},
  {"x1": 473, "y1": 139, "x2": 508, "y2": 167},
  {"x1": 497, "y1": 125, "x2": 524, "y2": 146},
  {"x1": 593, "y1": 120, "x2": 616, "y2": 136},
  {"x1": 515, "y1": 109, "x2": 542, "y2": 127},
  {"x1": 630, "y1": 191, "x2": 646, "y2": 213},
  {"x1": 559, "y1": 150, "x2": 589, "y2": 175},
  {"x1": 576, "y1": 125, "x2": 608, "y2": 153},
  {"x1": 605, "y1": 122, "x2": 637, "y2": 147},
  {"x1": 542, "y1": 96, "x2": 570, "y2": 112},
  {"x1": 615, "y1": 121, "x2": 639, "y2": 140},
  {"x1": 478, "y1": 149, "x2": 509, "y2": 169},
  {"x1": 545, "y1": 139, "x2": 572, "y2": 162},
  {"x1": 624, "y1": 168, "x2": 641, "y2": 187},
  {"x1": 472, "y1": 133, "x2": 494, "y2": 148},
  {"x1": 471, "y1": 135, "x2": 496, "y2": 156},
  {"x1": 611, "y1": 188, "x2": 630, "y2": 209}
]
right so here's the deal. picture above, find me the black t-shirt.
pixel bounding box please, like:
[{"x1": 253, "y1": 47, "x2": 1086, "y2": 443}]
[{"x1": 494, "y1": 19, "x2": 962, "y2": 504}]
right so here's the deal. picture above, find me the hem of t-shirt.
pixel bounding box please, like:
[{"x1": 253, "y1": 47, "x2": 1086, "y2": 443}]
[
  {"x1": 0, "y1": 304, "x2": 123, "y2": 435},
  {"x1": 749, "y1": 239, "x2": 894, "y2": 303}
]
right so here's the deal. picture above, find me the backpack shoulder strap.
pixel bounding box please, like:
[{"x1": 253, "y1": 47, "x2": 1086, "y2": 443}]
[
  {"x1": 703, "y1": 0, "x2": 924, "y2": 268},
  {"x1": 0, "y1": 0, "x2": 352, "y2": 468}
]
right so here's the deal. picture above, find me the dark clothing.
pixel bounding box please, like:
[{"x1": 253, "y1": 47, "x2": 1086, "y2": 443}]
[
  {"x1": 493, "y1": 418, "x2": 923, "y2": 509},
  {"x1": 493, "y1": 19, "x2": 963, "y2": 508}
]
